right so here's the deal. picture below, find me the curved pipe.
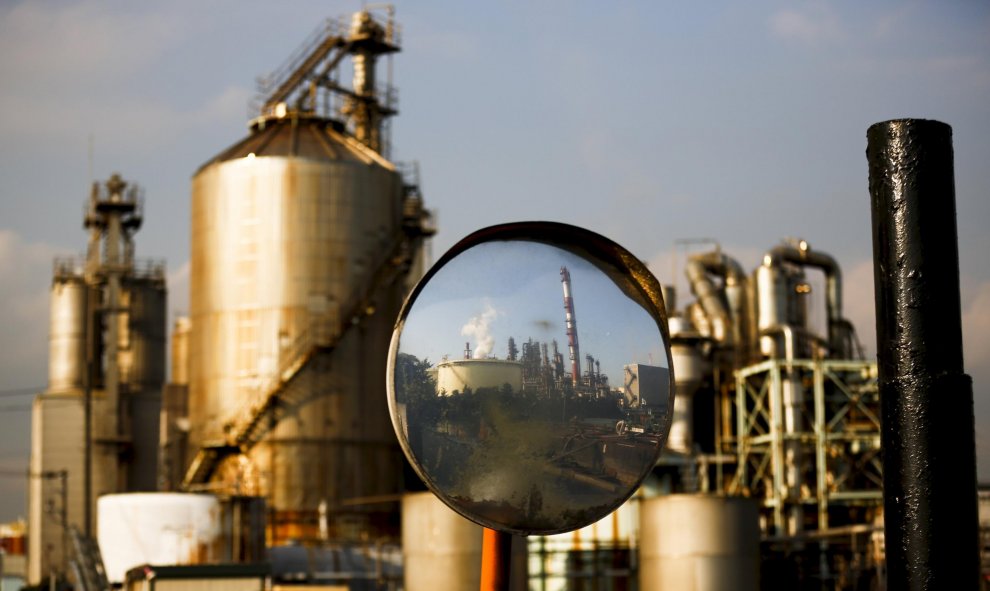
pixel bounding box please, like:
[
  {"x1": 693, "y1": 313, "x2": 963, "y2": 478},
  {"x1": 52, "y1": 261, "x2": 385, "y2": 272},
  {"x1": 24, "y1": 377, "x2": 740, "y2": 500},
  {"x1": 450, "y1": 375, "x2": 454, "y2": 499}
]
[
  {"x1": 686, "y1": 251, "x2": 748, "y2": 357},
  {"x1": 685, "y1": 257, "x2": 729, "y2": 343},
  {"x1": 763, "y1": 242, "x2": 846, "y2": 357}
]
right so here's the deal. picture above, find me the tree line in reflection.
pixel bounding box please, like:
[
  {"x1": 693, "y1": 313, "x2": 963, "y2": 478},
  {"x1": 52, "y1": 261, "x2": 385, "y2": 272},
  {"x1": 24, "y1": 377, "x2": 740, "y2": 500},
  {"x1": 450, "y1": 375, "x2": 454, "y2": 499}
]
[{"x1": 395, "y1": 352, "x2": 661, "y2": 531}]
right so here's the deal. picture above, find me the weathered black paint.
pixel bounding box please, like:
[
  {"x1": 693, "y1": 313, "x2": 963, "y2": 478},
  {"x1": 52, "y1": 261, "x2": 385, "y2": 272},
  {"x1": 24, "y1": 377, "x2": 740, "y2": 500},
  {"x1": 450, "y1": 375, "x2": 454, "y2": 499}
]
[{"x1": 867, "y1": 119, "x2": 980, "y2": 590}]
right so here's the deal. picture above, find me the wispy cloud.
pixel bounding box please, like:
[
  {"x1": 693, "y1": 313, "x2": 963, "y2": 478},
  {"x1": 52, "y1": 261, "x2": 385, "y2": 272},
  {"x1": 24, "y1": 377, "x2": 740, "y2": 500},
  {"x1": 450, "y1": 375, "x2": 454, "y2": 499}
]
[
  {"x1": 0, "y1": 1, "x2": 183, "y2": 83},
  {"x1": 769, "y1": 4, "x2": 844, "y2": 46},
  {"x1": 0, "y1": 1, "x2": 250, "y2": 149},
  {"x1": 0, "y1": 230, "x2": 70, "y2": 388},
  {"x1": 961, "y1": 280, "x2": 990, "y2": 477},
  {"x1": 963, "y1": 280, "x2": 990, "y2": 373},
  {"x1": 168, "y1": 259, "x2": 191, "y2": 318},
  {"x1": 841, "y1": 259, "x2": 877, "y2": 357},
  {"x1": 461, "y1": 301, "x2": 499, "y2": 359},
  {"x1": 404, "y1": 20, "x2": 479, "y2": 61}
]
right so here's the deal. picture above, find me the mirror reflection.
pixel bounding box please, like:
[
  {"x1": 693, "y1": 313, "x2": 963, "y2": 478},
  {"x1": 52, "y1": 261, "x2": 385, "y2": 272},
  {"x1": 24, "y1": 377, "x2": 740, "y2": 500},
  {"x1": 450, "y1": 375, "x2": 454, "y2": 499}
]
[{"x1": 389, "y1": 239, "x2": 671, "y2": 534}]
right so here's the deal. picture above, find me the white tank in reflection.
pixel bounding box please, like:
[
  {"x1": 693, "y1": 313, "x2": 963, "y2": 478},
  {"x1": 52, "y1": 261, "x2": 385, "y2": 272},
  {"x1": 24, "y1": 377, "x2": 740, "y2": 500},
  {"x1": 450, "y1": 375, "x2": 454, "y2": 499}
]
[
  {"x1": 397, "y1": 339, "x2": 669, "y2": 534},
  {"x1": 391, "y1": 238, "x2": 672, "y2": 534},
  {"x1": 435, "y1": 358, "x2": 523, "y2": 396}
]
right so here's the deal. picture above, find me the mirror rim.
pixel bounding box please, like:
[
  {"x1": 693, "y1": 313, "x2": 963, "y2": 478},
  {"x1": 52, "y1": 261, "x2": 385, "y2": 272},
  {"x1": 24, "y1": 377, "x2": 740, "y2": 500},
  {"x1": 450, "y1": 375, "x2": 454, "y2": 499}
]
[{"x1": 386, "y1": 220, "x2": 675, "y2": 535}]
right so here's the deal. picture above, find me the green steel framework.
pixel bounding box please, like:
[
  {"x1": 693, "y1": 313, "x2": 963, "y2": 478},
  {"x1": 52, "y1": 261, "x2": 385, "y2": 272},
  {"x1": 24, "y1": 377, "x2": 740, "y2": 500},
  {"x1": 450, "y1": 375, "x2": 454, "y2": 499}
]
[{"x1": 728, "y1": 359, "x2": 882, "y2": 535}]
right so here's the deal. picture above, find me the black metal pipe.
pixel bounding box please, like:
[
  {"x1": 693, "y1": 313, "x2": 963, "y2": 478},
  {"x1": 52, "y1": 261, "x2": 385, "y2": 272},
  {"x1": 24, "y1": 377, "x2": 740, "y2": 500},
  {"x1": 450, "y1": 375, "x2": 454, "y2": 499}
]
[{"x1": 867, "y1": 119, "x2": 979, "y2": 589}]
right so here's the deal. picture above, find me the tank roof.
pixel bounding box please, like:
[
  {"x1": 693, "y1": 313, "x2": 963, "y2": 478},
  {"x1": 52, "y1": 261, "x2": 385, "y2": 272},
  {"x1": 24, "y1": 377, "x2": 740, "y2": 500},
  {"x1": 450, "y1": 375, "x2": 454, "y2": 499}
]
[{"x1": 195, "y1": 114, "x2": 392, "y2": 174}]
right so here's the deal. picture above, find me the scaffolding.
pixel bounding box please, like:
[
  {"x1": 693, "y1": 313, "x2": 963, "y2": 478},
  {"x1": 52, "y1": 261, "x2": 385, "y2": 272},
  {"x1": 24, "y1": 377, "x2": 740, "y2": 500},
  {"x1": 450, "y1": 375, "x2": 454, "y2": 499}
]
[{"x1": 728, "y1": 359, "x2": 882, "y2": 536}]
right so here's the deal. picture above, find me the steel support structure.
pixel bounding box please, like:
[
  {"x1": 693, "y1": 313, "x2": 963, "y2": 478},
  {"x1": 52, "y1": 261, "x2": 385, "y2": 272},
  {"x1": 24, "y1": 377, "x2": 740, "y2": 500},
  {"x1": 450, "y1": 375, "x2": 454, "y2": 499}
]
[{"x1": 730, "y1": 359, "x2": 882, "y2": 536}]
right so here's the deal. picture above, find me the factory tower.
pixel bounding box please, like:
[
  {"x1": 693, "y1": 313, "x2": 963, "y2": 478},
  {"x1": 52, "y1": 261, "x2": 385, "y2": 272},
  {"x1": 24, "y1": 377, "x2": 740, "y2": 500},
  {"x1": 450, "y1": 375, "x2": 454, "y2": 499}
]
[
  {"x1": 173, "y1": 7, "x2": 434, "y2": 543},
  {"x1": 28, "y1": 174, "x2": 166, "y2": 585}
]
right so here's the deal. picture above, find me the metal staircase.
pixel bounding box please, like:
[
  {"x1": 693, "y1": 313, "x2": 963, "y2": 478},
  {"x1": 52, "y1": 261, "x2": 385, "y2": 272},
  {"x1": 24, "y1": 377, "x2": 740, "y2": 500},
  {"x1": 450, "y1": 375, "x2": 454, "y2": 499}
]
[
  {"x1": 68, "y1": 526, "x2": 110, "y2": 591},
  {"x1": 182, "y1": 195, "x2": 433, "y2": 490},
  {"x1": 253, "y1": 11, "x2": 399, "y2": 121},
  {"x1": 261, "y1": 30, "x2": 349, "y2": 114}
]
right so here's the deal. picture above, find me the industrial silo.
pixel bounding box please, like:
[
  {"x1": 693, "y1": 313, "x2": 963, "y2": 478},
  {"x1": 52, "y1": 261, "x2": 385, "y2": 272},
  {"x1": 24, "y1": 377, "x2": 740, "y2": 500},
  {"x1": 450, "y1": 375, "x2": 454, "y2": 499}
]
[
  {"x1": 29, "y1": 175, "x2": 167, "y2": 585},
  {"x1": 183, "y1": 9, "x2": 433, "y2": 544}
]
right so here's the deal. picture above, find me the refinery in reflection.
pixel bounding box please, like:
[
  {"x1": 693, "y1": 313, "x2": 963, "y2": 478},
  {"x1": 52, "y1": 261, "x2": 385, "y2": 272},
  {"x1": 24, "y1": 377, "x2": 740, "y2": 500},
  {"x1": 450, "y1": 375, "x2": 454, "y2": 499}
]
[{"x1": 393, "y1": 264, "x2": 670, "y2": 533}]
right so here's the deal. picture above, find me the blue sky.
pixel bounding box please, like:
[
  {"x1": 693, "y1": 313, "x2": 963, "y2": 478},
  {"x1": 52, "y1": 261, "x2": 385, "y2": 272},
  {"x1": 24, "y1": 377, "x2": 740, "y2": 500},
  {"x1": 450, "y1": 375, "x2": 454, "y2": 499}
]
[
  {"x1": 397, "y1": 240, "x2": 668, "y2": 387},
  {"x1": 1, "y1": 0, "x2": 988, "y2": 522}
]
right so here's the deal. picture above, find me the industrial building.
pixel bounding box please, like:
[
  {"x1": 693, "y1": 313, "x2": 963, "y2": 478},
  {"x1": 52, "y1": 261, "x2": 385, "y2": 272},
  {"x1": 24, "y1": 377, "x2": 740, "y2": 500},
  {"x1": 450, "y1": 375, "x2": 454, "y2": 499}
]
[
  {"x1": 19, "y1": 7, "x2": 951, "y2": 591},
  {"x1": 389, "y1": 237, "x2": 879, "y2": 589},
  {"x1": 28, "y1": 173, "x2": 167, "y2": 585},
  {"x1": 172, "y1": 4, "x2": 434, "y2": 548},
  {"x1": 520, "y1": 240, "x2": 882, "y2": 590}
]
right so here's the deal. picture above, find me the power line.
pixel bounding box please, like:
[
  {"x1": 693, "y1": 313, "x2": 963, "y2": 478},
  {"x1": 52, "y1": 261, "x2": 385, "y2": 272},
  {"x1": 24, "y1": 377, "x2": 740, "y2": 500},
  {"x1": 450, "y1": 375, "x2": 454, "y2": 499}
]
[
  {"x1": 0, "y1": 386, "x2": 43, "y2": 398},
  {"x1": 0, "y1": 404, "x2": 32, "y2": 412}
]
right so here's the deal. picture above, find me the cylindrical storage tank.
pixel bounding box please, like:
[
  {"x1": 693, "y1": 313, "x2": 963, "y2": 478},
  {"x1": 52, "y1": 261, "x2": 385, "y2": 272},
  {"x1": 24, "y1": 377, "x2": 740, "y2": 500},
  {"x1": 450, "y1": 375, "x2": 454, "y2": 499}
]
[
  {"x1": 756, "y1": 263, "x2": 808, "y2": 358},
  {"x1": 402, "y1": 492, "x2": 483, "y2": 591},
  {"x1": 529, "y1": 496, "x2": 640, "y2": 590},
  {"x1": 189, "y1": 115, "x2": 412, "y2": 541},
  {"x1": 120, "y1": 277, "x2": 167, "y2": 491},
  {"x1": 755, "y1": 264, "x2": 785, "y2": 357},
  {"x1": 120, "y1": 277, "x2": 167, "y2": 391},
  {"x1": 668, "y1": 317, "x2": 706, "y2": 454},
  {"x1": 171, "y1": 316, "x2": 191, "y2": 385},
  {"x1": 97, "y1": 493, "x2": 223, "y2": 585},
  {"x1": 640, "y1": 495, "x2": 759, "y2": 591},
  {"x1": 435, "y1": 359, "x2": 523, "y2": 395},
  {"x1": 48, "y1": 276, "x2": 88, "y2": 392}
]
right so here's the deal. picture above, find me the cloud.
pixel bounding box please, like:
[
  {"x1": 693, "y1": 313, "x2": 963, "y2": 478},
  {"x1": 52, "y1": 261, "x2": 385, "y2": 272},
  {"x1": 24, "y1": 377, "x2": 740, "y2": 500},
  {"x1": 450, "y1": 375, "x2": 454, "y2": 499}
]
[
  {"x1": 461, "y1": 301, "x2": 498, "y2": 359},
  {"x1": 963, "y1": 280, "x2": 990, "y2": 368},
  {"x1": 841, "y1": 259, "x2": 877, "y2": 357},
  {"x1": 403, "y1": 16, "x2": 479, "y2": 61},
  {"x1": 0, "y1": 230, "x2": 69, "y2": 389},
  {"x1": 960, "y1": 280, "x2": 990, "y2": 479},
  {"x1": 0, "y1": 85, "x2": 252, "y2": 150},
  {"x1": 769, "y1": 5, "x2": 843, "y2": 45},
  {"x1": 0, "y1": 1, "x2": 183, "y2": 84},
  {"x1": 0, "y1": 1, "x2": 250, "y2": 149},
  {"x1": 168, "y1": 260, "x2": 191, "y2": 318}
]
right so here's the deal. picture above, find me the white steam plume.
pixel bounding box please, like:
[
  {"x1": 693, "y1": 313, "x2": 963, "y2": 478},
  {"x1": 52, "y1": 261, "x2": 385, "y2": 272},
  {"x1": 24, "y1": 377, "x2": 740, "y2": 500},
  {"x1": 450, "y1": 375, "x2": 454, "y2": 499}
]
[{"x1": 461, "y1": 302, "x2": 498, "y2": 359}]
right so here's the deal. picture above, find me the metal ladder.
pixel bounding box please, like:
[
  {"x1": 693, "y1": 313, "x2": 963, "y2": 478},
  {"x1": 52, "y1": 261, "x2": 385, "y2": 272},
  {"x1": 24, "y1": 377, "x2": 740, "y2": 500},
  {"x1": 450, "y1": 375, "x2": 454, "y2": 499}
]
[
  {"x1": 182, "y1": 198, "x2": 433, "y2": 490},
  {"x1": 68, "y1": 526, "x2": 109, "y2": 591}
]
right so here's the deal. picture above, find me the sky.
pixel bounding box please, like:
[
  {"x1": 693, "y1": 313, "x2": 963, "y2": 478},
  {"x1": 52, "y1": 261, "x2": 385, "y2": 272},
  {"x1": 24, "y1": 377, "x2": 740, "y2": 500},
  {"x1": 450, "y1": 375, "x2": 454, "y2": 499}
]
[
  {"x1": 397, "y1": 240, "x2": 669, "y2": 387},
  {"x1": 0, "y1": 0, "x2": 988, "y2": 523}
]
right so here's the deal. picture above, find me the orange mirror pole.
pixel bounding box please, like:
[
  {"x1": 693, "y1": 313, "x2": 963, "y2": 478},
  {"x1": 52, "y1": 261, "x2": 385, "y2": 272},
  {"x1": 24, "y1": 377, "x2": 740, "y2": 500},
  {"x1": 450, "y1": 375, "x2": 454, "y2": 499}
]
[{"x1": 480, "y1": 528, "x2": 513, "y2": 591}]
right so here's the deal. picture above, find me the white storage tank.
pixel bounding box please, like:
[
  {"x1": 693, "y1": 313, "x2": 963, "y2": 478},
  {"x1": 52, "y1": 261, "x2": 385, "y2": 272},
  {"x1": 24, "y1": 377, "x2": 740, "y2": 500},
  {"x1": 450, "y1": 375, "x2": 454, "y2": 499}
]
[
  {"x1": 435, "y1": 359, "x2": 523, "y2": 395},
  {"x1": 640, "y1": 494, "x2": 759, "y2": 591},
  {"x1": 529, "y1": 495, "x2": 640, "y2": 589},
  {"x1": 97, "y1": 493, "x2": 223, "y2": 584},
  {"x1": 401, "y1": 492, "x2": 483, "y2": 591}
]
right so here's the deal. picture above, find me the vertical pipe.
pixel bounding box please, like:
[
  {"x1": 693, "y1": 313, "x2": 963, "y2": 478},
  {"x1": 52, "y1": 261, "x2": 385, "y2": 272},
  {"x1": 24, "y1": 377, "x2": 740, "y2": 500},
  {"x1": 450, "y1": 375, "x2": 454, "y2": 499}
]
[
  {"x1": 867, "y1": 119, "x2": 979, "y2": 589},
  {"x1": 480, "y1": 528, "x2": 512, "y2": 591},
  {"x1": 83, "y1": 288, "x2": 96, "y2": 538},
  {"x1": 560, "y1": 267, "x2": 581, "y2": 386}
]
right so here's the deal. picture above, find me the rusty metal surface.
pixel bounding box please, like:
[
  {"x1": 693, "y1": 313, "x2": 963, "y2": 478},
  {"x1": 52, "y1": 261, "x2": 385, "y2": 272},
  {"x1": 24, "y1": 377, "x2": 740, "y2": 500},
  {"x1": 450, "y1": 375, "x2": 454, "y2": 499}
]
[
  {"x1": 640, "y1": 495, "x2": 759, "y2": 591},
  {"x1": 48, "y1": 277, "x2": 88, "y2": 391},
  {"x1": 189, "y1": 118, "x2": 408, "y2": 539}
]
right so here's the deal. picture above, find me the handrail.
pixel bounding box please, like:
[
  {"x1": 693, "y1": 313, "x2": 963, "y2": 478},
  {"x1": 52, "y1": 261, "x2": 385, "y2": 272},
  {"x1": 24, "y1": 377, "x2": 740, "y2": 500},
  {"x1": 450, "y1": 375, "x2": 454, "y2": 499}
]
[
  {"x1": 198, "y1": 213, "x2": 427, "y2": 465},
  {"x1": 257, "y1": 18, "x2": 344, "y2": 95},
  {"x1": 52, "y1": 256, "x2": 166, "y2": 280}
]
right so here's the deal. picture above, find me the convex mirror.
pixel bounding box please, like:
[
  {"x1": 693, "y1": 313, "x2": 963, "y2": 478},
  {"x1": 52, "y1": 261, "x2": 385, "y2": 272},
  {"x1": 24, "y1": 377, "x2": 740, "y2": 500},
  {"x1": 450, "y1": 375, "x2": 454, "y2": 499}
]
[{"x1": 387, "y1": 222, "x2": 674, "y2": 535}]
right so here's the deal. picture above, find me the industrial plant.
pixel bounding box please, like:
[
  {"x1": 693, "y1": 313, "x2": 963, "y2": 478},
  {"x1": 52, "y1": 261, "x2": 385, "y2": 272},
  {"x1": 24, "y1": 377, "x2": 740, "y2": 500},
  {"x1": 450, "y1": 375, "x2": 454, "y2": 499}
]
[
  {"x1": 524, "y1": 241, "x2": 883, "y2": 590},
  {"x1": 393, "y1": 262, "x2": 669, "y2": 536},
  {"x1": 5, "y1": 6, "x2": 974, "y2": 591}
]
